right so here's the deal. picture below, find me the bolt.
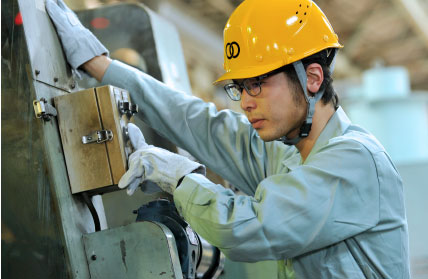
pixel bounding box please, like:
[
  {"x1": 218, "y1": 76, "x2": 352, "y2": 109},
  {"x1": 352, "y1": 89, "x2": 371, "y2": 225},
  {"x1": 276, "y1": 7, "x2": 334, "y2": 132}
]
[
  {"x1": 35, "y1": 70, "x2": 40, "y2": 76},
  {"x1": 91, "y1": 255, "x2": 97, "y2": 261},
  {"x1": 54, "y1": 77, "x2": 59, "y2": 82}
]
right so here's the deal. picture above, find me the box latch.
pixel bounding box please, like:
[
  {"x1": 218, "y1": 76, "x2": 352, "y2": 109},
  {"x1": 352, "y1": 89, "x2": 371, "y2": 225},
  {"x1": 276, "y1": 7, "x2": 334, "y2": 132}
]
[{"x1": 82, "y1": 130, "x2": 114, "y2": 144}]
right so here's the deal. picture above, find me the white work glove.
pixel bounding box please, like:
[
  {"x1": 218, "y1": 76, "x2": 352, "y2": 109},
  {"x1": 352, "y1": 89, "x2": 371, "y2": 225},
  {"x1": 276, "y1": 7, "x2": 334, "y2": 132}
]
[
  {"x1": 45, "y1": 0, "x2": 108, "y2": 77},
  {"x1": 119, "y1": 123, "x2": 206, "y2": 195}
]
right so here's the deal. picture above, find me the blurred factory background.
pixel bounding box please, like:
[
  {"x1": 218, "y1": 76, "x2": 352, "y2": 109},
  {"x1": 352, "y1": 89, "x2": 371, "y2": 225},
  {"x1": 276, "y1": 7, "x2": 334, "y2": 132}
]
[{"x1": 4, "y1": 0, "x2": 428, "y2": 278}]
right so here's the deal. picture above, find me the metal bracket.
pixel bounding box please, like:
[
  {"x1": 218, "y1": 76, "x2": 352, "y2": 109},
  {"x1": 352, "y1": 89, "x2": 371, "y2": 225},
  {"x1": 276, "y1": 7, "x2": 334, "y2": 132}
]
[
  {"x1": 33, "y1": 98, "x2": 57, "y2": 121},
  {"x1": 82, "y1": 130, "x2": 114, "y2": 144},
  {"x1": 118, "y1": 100, "x2": 138, "y2": 117}
]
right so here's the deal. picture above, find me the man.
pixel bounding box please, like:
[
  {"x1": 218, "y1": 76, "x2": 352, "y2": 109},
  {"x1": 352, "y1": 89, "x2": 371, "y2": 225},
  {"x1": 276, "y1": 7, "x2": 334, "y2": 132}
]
[{"x1": 47, "y1": 0, "x2": 410, "y2": 278}]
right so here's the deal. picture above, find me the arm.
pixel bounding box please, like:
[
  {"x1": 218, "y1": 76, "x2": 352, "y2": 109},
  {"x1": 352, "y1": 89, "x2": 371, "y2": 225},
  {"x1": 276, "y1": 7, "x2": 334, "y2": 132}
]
[
  {"x1": 102, "y1": 60, "x2": 296, "y2": 195},
  {"x1": 82, "y1": 55, "x2": 111, "y2": 82},
  {"x1": 173, "y1": 139, "x2": 380, "y2": 261}
]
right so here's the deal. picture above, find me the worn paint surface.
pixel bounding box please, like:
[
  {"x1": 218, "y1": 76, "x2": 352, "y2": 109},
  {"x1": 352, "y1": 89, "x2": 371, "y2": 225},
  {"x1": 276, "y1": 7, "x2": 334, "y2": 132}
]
[{"x1": 83, "y1": 222, "x2": 182, "y2": 278}]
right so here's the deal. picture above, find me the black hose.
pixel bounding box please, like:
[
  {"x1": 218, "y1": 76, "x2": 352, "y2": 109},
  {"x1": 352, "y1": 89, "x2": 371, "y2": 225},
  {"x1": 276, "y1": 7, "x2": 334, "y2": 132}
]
[
  {"x1": 201, "y1": 247, "x2": 221, "y2": 279},
  {"x1": 82, "y1": 192, "x2": 101, "y2": 232}
]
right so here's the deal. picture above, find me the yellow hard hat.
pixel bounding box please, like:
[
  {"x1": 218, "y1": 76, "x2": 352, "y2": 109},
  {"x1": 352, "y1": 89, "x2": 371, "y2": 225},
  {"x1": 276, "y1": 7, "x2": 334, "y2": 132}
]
[{"x1": 214, "y1": 0, "x2": 343, "y2": 83}]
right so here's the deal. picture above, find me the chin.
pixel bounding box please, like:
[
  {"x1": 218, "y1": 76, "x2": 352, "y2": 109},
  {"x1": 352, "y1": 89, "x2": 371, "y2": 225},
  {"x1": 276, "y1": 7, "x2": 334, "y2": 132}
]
[{"x1": 257, "y1": 131, "x2": 279, "y2": 142}]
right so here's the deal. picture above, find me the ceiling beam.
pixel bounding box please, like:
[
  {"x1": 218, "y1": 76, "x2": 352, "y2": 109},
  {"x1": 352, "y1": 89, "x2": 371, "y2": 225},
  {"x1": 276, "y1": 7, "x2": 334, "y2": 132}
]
[{"x1": 340, "y1": 1, "x2": 389, "y2": 57}]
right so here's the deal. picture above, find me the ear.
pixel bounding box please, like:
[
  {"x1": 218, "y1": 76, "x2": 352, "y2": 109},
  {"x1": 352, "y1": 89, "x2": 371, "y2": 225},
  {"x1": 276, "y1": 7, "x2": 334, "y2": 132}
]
[{"x1": 306, "y1": 63, "x2": 324, "y2": 95}]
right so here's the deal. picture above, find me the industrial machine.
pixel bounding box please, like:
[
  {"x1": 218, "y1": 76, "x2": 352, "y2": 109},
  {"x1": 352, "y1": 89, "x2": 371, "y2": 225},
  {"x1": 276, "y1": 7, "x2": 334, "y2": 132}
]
[{"x1": 2, "y1": 0, "x2": 224, "y2": 278}]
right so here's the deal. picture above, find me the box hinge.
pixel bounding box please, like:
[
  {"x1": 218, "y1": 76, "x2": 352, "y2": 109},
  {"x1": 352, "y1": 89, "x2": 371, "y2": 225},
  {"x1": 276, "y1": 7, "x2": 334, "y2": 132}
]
[{"x1": 33, "y1": 98, "x2": 57, "y2": 121}]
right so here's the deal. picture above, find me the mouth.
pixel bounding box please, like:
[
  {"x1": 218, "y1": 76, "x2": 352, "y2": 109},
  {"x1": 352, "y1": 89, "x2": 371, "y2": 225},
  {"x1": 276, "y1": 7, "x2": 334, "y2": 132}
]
[{"x1": 249, "y1": 118, "x2": 265, "y2": 129}]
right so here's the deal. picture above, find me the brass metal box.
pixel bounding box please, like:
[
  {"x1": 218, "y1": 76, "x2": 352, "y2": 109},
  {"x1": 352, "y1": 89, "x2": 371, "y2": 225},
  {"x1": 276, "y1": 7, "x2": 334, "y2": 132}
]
[{"x1": 54, "y1": 85, "x2": 136, "y2": 194}]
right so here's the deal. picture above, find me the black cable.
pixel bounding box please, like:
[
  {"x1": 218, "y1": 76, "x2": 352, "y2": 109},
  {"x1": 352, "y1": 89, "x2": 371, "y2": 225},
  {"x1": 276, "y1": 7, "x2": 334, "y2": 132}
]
[
  {"x1": 82, "y1": 192, "x2": 101, "y2": 232},
  {"x1": 201, "y1": 247, "x2": 221, "y2": 279}
]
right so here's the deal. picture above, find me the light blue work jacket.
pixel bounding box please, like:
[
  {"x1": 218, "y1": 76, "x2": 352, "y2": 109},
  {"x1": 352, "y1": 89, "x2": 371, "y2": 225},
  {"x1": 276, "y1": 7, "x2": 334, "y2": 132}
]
[{"x1": 103, "y1": 60, "x2": 410, "y2": 279}]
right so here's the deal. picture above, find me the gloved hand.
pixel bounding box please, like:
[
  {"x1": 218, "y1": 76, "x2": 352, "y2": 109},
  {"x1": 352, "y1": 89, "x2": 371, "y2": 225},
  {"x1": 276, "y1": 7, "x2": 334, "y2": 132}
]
[
  {"x1": 45, "y1": 0, "x2": 108, "y2": 77},
  {"x1": 119, "y1": 123, "x2": 206, "y2": 195}
]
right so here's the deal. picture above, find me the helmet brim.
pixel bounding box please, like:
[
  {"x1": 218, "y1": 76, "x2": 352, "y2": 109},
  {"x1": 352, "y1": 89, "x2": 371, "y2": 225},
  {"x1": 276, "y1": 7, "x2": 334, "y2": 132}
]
[{"x1": 213, "y1": 61, "x2": 286, "y2": 84}]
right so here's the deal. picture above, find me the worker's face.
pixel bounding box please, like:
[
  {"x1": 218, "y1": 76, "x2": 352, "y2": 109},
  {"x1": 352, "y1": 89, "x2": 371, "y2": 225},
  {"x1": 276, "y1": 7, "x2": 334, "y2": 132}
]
[{"x1": 240, "y1": 72, "x2": 306, "y2": 141}]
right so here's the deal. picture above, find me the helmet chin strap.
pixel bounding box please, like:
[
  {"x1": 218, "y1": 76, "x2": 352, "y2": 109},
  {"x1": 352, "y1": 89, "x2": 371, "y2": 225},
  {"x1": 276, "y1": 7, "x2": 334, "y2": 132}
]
[
  {"x1": 278, "y1": 60, "x2": 325, "y2": 146},
  {"x1": 276, "y1": 49, "x2": 339, "y2": 146}
]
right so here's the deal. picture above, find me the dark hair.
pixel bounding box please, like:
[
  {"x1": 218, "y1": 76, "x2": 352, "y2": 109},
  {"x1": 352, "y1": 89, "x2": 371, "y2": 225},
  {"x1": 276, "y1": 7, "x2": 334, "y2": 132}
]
[{"x1": 282, "y1": 49, "x2": 339, "y2": 108}]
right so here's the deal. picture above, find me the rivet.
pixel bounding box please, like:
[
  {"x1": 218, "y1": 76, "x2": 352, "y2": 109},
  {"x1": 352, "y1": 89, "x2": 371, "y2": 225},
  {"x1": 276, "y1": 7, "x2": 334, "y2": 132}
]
[
  {"x1": 288, "y1": 48, "x2": 295, "y2": 55},
  {"x1": 256, "y1": 55, "x2": 263, "y2": 62},
  {"x1": 324, "y1": 35, "x2": 329, "y2": 42}
]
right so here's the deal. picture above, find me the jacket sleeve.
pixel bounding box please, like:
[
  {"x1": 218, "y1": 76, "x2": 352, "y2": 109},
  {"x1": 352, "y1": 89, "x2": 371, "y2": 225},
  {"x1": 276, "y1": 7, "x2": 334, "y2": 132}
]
[
  {"x1": 102, "y1": 60, "x2": 295, "y2": 195},
  {"x1": 173, "y1": 138, "x2": 380, "y2": 261}
]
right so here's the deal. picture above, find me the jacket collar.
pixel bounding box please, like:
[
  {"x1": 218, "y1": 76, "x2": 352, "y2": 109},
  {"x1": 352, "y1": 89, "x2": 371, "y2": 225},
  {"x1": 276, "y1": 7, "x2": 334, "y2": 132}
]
[{"x1": 305, "y1": 106, "x2": 352, "y2": 161}]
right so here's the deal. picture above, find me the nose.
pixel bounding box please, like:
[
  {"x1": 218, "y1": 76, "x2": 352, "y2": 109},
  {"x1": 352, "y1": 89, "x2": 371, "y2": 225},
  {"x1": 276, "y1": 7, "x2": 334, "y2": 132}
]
[{"x1": 240, "y1": 89, "x2": 257, "y2": 112}]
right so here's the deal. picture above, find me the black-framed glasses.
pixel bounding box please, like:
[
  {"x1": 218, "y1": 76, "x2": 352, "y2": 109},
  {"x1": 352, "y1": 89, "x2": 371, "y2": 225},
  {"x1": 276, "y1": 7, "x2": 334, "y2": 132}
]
[{"x1": 223, "y1": 68, "x2": 282, "y2": 101}]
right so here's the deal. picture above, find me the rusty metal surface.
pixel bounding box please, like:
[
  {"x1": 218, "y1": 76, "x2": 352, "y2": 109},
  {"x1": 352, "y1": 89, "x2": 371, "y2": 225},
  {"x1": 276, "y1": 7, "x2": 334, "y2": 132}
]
[{"x1": 1, "y1": 0, "x2": 68, "y2": 277}]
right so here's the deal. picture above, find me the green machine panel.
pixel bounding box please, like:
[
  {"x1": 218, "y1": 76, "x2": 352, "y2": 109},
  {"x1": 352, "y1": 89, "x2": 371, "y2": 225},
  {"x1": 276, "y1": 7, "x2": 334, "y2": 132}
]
[{"x1": 83, "y1": 221, "x2": 182, "y2": 279}]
